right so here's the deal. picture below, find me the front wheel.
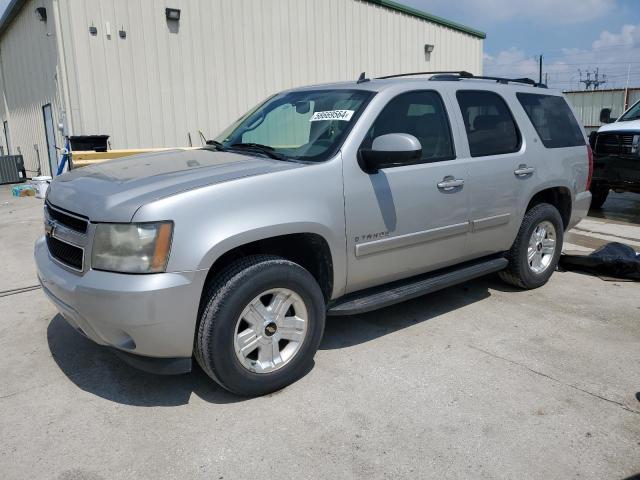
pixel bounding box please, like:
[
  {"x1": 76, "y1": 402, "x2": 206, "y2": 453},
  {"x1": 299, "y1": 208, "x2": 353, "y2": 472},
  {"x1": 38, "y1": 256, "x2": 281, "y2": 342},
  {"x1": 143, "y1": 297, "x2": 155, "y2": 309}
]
[
  {"x1": 499, "y1": 203, "x2": 564, "y2": 289},
  {"x1": 195, "y1": 255, "x2": 326, "y2": 396}
]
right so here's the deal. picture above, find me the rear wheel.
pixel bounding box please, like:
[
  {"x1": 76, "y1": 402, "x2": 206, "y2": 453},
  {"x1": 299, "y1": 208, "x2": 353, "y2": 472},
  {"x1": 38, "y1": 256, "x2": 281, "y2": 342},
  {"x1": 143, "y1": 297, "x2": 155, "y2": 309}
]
[
  {"x1": 589, "y1": 183, "x2": 609, "y2": 209},
  {"x1": 195, "y1": 255, "x2": 326, "y2": 396},
  {"x1": 499, "y1": 203, "x2": 564, "y2": 289}
]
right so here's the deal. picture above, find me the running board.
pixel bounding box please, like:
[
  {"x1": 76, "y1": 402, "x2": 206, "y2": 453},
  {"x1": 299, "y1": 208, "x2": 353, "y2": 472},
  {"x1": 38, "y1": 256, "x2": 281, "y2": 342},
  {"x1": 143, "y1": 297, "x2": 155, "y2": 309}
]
[{"x1": 327, "y1": 257, "x2": 508, "y2": 316}]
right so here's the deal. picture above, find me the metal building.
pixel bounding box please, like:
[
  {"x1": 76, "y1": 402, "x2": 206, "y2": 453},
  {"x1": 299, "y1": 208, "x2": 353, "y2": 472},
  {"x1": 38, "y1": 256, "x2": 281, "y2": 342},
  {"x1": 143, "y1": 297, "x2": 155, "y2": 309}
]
[
  {"x1": 0, "y1": 0, "x2": 485, "y2": 176},
  {"x1": 564, "y1": 87, "x2": 640, "y2": 134}
]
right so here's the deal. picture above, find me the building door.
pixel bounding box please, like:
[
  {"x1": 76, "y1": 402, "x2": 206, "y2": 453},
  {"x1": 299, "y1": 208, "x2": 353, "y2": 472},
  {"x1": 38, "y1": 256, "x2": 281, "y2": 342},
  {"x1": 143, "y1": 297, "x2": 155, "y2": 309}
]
[
  {"x1": 3, "y1": 120, "x2": 11, "y2": 155},
  {"x1": 42, "y1": 104, "x2": 58, "y2": 175}
]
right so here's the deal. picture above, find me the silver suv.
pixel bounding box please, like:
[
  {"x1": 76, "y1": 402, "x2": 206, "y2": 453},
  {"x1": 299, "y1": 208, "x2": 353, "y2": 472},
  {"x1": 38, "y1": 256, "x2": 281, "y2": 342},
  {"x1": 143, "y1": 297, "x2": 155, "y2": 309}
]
[{"x1": 35, "y1": 71, "x2": 592, "y2": 395}]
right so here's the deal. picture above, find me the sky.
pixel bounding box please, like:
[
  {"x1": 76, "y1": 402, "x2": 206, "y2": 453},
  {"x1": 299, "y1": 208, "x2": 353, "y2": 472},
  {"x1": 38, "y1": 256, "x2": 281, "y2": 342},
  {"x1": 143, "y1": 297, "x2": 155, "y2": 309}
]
[
  {"x1": 1, "y1": 0, "x2": 638, "y2": 90},
  {"x1": 401, "y1": 0, "x2": 640, "y2": 90}
]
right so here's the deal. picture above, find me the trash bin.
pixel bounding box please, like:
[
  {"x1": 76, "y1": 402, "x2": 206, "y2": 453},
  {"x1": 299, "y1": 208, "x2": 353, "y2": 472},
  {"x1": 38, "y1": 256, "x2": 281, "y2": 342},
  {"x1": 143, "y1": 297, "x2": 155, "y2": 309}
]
[{"x1": 31, "y1": 175, "x2": 52, "y2": 199}]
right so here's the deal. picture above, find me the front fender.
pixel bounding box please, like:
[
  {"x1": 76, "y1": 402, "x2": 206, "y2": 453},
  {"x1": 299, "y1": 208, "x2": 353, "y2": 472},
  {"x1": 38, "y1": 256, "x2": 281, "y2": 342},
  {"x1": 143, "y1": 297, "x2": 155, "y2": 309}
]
[{"x1": 132, "y1": 159, "x2": 348, "y2": 298}]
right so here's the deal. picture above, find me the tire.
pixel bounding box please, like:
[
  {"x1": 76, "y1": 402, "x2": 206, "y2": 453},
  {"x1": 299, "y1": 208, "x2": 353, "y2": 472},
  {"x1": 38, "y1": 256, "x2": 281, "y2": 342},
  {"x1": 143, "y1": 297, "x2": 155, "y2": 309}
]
[
  {"x1": 589, "y1": 184, "x2": 609, "y2": 209},
  {"x1": 499, "y1": 203, "x2": 564, "y2": 289},
  {"x1": 195, "y1": 255, "x2": 326, "y2": 396}
]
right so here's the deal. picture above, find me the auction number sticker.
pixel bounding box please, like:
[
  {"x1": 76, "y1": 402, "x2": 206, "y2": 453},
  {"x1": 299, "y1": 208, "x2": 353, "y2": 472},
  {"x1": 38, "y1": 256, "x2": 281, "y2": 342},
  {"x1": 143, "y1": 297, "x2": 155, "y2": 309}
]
[{"x1": 309, "y1": 110, "x2": 355, "y2": 122}]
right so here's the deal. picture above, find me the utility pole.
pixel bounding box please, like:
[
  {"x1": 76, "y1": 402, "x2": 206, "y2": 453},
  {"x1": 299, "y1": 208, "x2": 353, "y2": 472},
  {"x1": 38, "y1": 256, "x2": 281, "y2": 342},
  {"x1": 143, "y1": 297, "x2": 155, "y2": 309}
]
[
  {"x1": 624, "y1": 64, "x2": 631, "y2": 110},
  {"x1": 544, "y1": 72, "x2": 548, "y2": 86},
  {"x1": 538, "y1": 55, "x2": 543, "y2": 84},
  {"x1": 579, "y1": 68, "x2": 607, "y2": 90}
]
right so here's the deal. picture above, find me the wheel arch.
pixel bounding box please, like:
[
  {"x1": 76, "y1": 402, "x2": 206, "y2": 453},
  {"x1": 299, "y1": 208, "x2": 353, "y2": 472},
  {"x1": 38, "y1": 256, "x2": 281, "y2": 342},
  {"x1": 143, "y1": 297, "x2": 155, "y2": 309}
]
[
  {"x1": 198, "y1": 226, "x2": 336, "y2": 307},
  {"x1": 524, "y1": 185, "x2": 572, "y2": 229}
]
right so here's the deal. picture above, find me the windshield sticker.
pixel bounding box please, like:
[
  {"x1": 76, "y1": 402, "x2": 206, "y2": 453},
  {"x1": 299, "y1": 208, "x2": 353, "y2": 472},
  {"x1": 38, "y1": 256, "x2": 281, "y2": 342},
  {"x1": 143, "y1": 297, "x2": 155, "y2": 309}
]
[{"x1": 309, "y1": 110, "x2": 355, "y2": 122}]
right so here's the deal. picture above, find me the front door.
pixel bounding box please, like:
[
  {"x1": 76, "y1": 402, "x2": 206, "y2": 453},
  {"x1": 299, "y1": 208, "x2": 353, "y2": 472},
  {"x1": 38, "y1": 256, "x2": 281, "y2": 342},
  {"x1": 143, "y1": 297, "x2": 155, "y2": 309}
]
[
  {"x1": 343, "y1": 90, "x2": 471, "y2": 293},
  {"x1": 42, "y1": 104, "x2": 58, "y2": 175}
]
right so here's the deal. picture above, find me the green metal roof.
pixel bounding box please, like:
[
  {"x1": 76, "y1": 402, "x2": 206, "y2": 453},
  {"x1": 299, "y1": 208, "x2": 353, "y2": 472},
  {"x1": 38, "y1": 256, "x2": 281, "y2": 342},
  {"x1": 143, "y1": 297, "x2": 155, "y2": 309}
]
[{"x1": 362, "y1": 0, "x2": 486, "y2": 39}]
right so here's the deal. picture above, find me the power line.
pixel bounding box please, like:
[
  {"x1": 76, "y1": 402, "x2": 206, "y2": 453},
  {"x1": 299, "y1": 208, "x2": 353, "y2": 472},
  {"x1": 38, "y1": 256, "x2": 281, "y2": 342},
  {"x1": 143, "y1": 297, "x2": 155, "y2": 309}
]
[{"x1": 487, "y1": 60, "x2": 640, "y2": 68}]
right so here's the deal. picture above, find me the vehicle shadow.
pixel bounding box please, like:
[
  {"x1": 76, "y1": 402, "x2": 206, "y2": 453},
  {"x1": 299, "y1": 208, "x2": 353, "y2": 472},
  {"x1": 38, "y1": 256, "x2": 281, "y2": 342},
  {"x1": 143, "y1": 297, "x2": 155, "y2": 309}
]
[
  {"x1": 321, "y1": 275, "x2": 497, "y2": 350},
  {"x1": 46, "y1": 315, "x2": 248, "y2": 406},
  {"x1": 47, "y1": 275, "x2": 501, "y2": 405}
]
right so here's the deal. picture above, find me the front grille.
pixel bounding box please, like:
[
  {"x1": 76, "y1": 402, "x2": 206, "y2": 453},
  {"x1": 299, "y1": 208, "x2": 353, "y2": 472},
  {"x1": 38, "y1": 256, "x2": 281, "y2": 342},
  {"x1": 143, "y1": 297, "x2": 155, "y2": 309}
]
[
  {"x1": 46, "y1": 235, "x2": 84, "y2": 270},
  {"x1": 45, "y1": 203, "x2": 88, "y2": 233},
  {"x1": 594, "y1": 132, "x2": 636, "y2": 155}
]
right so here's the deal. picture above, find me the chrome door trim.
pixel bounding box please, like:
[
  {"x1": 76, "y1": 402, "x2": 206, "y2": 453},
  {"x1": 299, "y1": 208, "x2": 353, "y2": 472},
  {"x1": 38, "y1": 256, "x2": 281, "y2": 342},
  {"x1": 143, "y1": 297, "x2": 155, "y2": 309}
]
[
  {"x1": 470, "y1": 213, "x2": 511, "y2": 232},
  {"x1": 355, "y1": 221, "x2": 470, "y2": 258}
]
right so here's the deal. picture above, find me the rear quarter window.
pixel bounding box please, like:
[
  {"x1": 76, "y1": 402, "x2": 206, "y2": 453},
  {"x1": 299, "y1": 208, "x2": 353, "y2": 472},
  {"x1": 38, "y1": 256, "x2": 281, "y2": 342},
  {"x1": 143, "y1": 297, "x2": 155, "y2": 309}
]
[{"x1": 516, "y1": 93, "x2": 585, "y2": 148}]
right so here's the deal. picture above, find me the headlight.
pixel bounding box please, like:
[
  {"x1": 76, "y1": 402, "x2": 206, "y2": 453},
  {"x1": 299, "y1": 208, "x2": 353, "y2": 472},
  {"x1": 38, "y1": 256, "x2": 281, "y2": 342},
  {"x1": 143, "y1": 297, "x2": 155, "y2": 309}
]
[{"x1": 91, "y1": 222, "x2": 173, "y2": 273}]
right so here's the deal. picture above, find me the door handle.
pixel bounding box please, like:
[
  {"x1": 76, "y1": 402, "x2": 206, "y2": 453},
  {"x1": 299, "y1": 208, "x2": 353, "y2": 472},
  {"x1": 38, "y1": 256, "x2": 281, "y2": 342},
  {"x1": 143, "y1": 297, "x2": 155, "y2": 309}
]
[
  {"x1": 437, "y1": 176, "x2": 464, "y2": 192},
  {"x1": 514, "y1": 165, "x2": 535, "y2": 177}
]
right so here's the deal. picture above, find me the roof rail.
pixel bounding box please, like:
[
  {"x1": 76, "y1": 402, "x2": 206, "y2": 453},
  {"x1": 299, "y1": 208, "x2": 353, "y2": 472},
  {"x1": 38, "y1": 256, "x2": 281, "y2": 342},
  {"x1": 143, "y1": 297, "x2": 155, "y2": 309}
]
[
  {"x1": 376, "y1": 71, "x2": 474, "y2": 80},
  {"x1": 463, "y1": 75, "x2": 546, "y2": 88},
  {"x1": 375, "y1": 71, "x2": 547, "y2": 88}
]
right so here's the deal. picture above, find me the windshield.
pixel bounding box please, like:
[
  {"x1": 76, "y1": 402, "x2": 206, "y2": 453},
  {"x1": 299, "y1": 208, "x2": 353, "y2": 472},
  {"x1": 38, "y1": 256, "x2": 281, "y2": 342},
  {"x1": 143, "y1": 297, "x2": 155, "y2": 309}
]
[
  {"x1": 214, "y1": 89, "x2": 374, "y2": 161},
  {"x1": 618, "y1": 100, "x2": 640, "y2": 122}
]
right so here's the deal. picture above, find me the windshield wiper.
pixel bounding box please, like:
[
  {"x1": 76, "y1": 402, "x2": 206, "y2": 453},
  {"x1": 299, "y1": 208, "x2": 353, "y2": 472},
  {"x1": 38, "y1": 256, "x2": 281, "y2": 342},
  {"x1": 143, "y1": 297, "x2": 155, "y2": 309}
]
[
  {"x1": 204, "y1": 140, "x2": 227, "y2": 151},
  {"x1": 229, "y1": 143, "x2": 288, "y2": 160}
]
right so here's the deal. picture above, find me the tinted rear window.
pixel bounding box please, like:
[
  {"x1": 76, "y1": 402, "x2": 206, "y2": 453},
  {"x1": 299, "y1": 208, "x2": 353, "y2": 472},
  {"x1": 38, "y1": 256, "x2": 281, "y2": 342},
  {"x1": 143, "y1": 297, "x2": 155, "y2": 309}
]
[
  {"x1": 516, "y1": 93, "x2": 585, "y2": 148},
  {"x1": 456, "y1": 90, "x2": 521, "y2": 157}
]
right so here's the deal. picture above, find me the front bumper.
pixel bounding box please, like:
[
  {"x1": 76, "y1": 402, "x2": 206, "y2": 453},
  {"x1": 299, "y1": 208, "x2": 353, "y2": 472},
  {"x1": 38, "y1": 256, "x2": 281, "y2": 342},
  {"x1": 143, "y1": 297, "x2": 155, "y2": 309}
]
[
  {"x1": 35, "y1": 236, "x2": 207, "y2": 363},
  {"x1": 568, "y1": 190, "x2": 592, "y2": 230}
]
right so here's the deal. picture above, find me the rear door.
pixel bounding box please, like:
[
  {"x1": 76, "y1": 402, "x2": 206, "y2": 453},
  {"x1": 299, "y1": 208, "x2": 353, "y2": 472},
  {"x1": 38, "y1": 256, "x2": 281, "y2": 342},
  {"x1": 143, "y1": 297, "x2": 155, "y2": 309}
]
[{"x1": 451, "y1": 89, "x2": 532, "y2": 258}]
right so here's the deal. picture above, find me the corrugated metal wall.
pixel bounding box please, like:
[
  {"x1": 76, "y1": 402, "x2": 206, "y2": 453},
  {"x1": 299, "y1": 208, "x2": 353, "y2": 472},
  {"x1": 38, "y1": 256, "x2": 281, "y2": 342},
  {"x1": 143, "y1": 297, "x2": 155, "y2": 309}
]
[
  {"x1": 629, "y1": 88, "x2": 640, "y2": 108},
  {"x1": 58, "y1": 0, "x2": 483, "y2": 150},
  {"x1": 565, "y1": 88, "x2": 640, "y2": 130},
  {"x1": 0, "y1": 0, "x2": 62, "y2": 176}
]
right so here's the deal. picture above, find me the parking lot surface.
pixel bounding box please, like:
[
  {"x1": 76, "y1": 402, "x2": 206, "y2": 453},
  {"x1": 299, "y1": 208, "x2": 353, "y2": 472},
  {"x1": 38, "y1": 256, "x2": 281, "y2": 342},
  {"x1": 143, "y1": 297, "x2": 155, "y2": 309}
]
[{"x1": 1, "y1": 186, "x2": 639, "y2": 480}]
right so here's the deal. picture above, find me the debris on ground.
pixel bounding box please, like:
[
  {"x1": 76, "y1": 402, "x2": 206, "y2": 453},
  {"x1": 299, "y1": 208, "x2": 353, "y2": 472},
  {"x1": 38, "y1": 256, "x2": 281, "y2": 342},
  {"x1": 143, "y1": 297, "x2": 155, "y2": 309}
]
[
  {"x1": 11, "y1": 184, "x2": 36, "y2": 197},
  {"x1": 559, "y1": 242, "x2": 640, "y2": 281}
]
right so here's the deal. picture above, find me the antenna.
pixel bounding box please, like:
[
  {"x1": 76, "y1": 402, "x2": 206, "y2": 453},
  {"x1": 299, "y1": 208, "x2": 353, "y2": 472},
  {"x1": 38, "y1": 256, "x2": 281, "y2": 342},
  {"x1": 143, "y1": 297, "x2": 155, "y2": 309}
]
[{"x1": 357, "y1": 72, "x2": 369, "y2": 84}]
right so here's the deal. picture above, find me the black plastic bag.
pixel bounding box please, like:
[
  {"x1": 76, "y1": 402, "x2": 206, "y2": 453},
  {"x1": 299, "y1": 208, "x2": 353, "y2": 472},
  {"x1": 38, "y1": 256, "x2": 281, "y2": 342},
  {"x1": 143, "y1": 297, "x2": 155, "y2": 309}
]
[{"x1": 559, "y1": 242, "x2": 640, "y2": 281}]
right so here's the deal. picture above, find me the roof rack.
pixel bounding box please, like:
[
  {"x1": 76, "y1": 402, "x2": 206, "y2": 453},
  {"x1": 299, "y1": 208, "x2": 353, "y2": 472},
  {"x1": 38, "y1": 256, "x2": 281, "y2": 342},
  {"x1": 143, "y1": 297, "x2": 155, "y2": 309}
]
[
  {"x1": 376, "y1": 71, "x2": 474, "y2": 80},
  {"x1": 375, "y1": 71, "x2": 547, "y2": 88}
]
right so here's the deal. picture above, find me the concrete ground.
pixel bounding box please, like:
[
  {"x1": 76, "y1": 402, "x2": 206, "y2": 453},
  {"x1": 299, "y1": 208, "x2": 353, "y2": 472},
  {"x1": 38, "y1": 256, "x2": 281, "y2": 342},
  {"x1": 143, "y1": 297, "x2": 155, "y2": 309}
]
[{"x1": 0, "y1": 185, "x2": 639, "y2": 480}]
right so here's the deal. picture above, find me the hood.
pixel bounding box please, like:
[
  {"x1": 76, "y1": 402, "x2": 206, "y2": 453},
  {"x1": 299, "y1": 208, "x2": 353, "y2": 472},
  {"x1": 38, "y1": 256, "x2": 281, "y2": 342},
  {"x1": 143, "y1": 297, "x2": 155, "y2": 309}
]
[
  {"x1": 47, "y1": 149, "x2": 301, "y2": 222},
  {"x1": 599, "y1": 119, "x2": 640, "y2": 133}
]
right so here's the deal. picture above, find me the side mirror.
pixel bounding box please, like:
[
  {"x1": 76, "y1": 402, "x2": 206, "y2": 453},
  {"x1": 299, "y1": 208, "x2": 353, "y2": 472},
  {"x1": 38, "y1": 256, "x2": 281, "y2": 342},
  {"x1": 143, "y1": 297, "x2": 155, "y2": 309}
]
[
  {"x1": 359, "y1": 133, "x2": 422, "y2": 174},
  {"x1": 599, "y1": 108, "x2": 616, "y2": 124}
]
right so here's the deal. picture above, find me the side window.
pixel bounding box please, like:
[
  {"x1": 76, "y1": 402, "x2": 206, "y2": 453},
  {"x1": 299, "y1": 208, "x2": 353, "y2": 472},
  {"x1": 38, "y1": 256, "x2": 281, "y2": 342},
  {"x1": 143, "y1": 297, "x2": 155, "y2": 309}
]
[
  {"x1": 516, "y1": 93, "x2": 585, "y2": 148},
  {"x1": 365, "y1": 90, "x2": 455, "y2": 162},
  {"x1": 456, "y1": 90, "x2": 521, "y2": 157}
]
